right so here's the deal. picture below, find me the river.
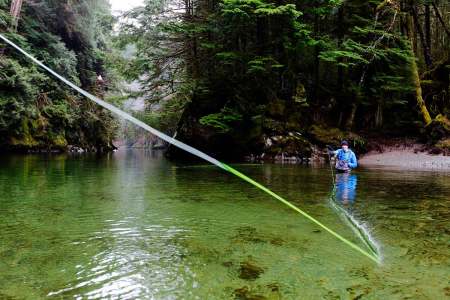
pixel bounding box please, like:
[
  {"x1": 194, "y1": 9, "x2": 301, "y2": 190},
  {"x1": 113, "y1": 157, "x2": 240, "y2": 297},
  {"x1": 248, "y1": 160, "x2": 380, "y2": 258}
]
[{"x1": 0, "y1": 150, "x2": 448, "y2": 299}]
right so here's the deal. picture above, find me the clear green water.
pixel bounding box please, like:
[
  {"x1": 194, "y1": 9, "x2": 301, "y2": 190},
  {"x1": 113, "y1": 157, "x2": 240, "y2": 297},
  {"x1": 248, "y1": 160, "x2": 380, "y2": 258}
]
[{"x1": 0, "y1": 150, "x2": 448, "y2": 299}]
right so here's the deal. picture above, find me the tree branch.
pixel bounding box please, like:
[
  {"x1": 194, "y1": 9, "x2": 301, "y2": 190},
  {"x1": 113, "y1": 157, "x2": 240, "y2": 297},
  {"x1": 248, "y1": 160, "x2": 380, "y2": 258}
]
[{"x1": 432, "y1": 1, "x2": 450, "y2": 37}]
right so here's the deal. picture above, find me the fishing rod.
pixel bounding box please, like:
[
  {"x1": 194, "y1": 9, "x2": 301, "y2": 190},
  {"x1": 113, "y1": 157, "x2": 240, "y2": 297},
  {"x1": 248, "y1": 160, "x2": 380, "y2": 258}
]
[
  {"x1": 0, "y1": 32, "x2": 379, "y2": 263},
  {"x1": 326, "y1": 146, "x2": 336, "y2": 187}
]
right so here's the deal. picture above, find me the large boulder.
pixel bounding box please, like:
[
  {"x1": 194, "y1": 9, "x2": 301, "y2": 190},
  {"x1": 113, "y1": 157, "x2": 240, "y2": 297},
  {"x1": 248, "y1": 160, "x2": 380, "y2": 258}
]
[
  {"x1": 436, "y1": 138, "x2": 450, "y2": 155},
  {"x1": 262, "y1": 132, "x2": 312, "y2": 162},
  {"x1": 308, "y1": 125, "x2": 366, "y2": 152},
  {"x1": 425, "y1": 114, "x2": 450, "y2": 144}
]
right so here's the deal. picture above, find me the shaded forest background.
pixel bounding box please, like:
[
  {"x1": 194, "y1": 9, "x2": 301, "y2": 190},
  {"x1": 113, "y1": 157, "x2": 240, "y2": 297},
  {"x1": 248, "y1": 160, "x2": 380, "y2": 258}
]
[
  {"x1": 0, "y1": 0, "x2": 119, "y2": 152},
  {"x1": 1, "y1": 0, "x2": 450, "y2": 159}
]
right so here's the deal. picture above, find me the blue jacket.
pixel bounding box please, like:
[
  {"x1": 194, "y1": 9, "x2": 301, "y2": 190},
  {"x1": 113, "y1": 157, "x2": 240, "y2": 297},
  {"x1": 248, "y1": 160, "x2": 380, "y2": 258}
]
[{"x1": 334, "y1": 149, "x2": 358, "y2": 169}]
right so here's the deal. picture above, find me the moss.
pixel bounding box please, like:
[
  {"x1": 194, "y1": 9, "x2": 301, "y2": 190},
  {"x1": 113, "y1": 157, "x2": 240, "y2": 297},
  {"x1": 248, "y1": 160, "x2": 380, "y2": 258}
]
[
  {"x1": 436, "y1": 138, "x2": 450, "y2": 155},
  {"x1": 52, "y1": 135, "x2": 68, "y2": 148},
  {"x1": 292, "y1": 83, "x2": 308, "y2": 107},
  {"x1": 7, "y1": 117, "x2": 70, "y2": 151},
  {"x1": 266, "y1": 99, "x2": 285, "y2": 117},
  {"x1": 285, "y1": 115, "x2": 303, "y2": 131},
  {"x1": 309, "y1": 125, "x2": 366, "y2": 151},
  {"x1": 9, "y1": 119, "x2": 40, "y2": 148},
  {"x1": 264, "y1": 133, "x2": 312, "y2": 158},
  {"x1": 262, "y1": 118, "x2": 285, "y2": 132},
  {"x1": 309, "y1": 125, "x2": 345, "y2": 146},
  {"x1": 435, "y1": 114, "x2": 450, "y2": 131},
  {"x1": 425, "y1": 114, "x2": 450, "y2": 143},
  {"x1": 9, "y1": 135, "x2": 40, "y2": 148}
]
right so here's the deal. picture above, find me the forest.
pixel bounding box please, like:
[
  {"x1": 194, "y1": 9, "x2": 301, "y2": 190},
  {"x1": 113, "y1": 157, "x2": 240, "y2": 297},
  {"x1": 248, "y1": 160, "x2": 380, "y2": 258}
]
[{"x1": 1, "y1": 0, "x2": 450, "y2": 159}]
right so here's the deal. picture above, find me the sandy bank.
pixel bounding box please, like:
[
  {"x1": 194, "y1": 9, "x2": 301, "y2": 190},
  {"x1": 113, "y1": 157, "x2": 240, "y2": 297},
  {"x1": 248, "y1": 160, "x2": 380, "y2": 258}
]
[{"x1": 359, "y1": 147, "x2": 450, "y2": 171}]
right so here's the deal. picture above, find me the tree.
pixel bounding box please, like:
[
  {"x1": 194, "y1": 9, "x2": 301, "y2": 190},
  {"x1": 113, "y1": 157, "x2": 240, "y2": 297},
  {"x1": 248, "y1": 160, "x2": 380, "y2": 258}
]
[
  {"x1": 0, "y1": 0, "x2": 120, "y2": 151},
  {"x1": 9, "y1": 0, "x2": 22, "y2": 30}
]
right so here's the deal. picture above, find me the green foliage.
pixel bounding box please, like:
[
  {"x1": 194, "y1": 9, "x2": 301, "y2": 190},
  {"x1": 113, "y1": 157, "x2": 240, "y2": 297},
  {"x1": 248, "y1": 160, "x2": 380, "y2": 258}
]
[
  {"x1": 0, "y1": 0, "x2": 119, "y2": 151},
  {"x1": 114, "y1": 0, "x2": 450, "y2": 156},
  {"x1": 200, "y1": 108, "x2": 243, "y2": 133},
  {"x1": 319, "y1": 49, "x2": 370, "y2": 67},
  {"x1": 247, "y1": 56, "x2": 283, "y2": 74},
  {"x1": 215, "y1": 51, "x2": 240, "y2": 63}
]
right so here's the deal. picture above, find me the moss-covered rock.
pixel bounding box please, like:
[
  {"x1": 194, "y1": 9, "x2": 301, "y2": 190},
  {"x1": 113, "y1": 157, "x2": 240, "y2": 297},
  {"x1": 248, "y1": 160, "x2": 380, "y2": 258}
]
[
  {"x1": 9, "y1": 118, "x2": 40, "y2": 149},
  {"x1": 263, "y1": 132, "x2": 312, "y2": 160},
  {"x1": 309, "y1": 125, "x2": 366, "y2": 151},
  {"x1": 436, "y1": 138, "x2": 450, "y2": 155},
  {"x1": 9, "y1": 135, "x2": 40, "y2": 148},
  {"x1": 266, "y1": 99, "x2": 286, "y2": 118},
  {"x1": 292, "y1": 83, "x2": 307, "y2": 105},
  {"x1": 425, "y1": 114, "x2": 450, "y2": 144},
  {"x1": 52, "y1": 135, "x2": 68, "y2": 148},
  {"x1": 262, "y1": 117, "x2": 285, "y2": 133},
  {"x1": 309, "y1": 125, "x2": 345, "y2": 146}
]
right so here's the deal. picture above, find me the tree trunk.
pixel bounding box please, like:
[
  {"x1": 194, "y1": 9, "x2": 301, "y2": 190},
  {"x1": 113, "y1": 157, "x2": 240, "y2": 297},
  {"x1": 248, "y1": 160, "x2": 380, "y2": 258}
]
[
  {"x1": 425, "y1": 4, "x2": 431, "y2": 54},
  {"x1": 345, "y1": 102, "x2": 357, "y2": 130},
  {"x1": 184, "y1": 0, "x2": 199, "y2": 79},
  {"x1": 336, "y1": 5, "x2": 345, "y2": 127},
  {"x1": 432, "y1": 1, "x2": 450, "y2": 38},
  {"x1": 336, "y1": 6, "x2": 344, "y2": 96},
  {"x1": 406, "y1": 14, "x2": 433, "y2": 125},
  {"x1": 312, "y1": 9, "x2": 320, "y2": 102},
  {"x1": 375, "y1": 102, "x2": 383, "y2": 128},
  {"x1": 410, "y1": 3, "x2": 433, "y2": 68},
  {"x1": 9, "y1": 0, "x2": 23, "y2": 30}
]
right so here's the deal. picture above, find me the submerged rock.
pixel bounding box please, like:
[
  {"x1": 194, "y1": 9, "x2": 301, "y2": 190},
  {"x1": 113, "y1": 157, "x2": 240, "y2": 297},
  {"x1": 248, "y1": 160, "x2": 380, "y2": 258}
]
[
  {"x1": 269, "y1": 238, "x2": 284, "y2": 246},
  {"x1": 234, "y1": 286, "x2": 267, "y2": 300},
  {"x1": 231, "y1": 226, "x2": 285, "y2": 246},
  {"x1": 239, "y1": 261, "x2": 264, "y2": 280},
  {"x1": 222, "y1": 261, "x2": 233, "y2": 268},
  {"x1": 232, "y1": 226, "x2": 265, "y2": 244},
  {"x1": 233, "y1": 283, "x2": 281, "y2": 300}
]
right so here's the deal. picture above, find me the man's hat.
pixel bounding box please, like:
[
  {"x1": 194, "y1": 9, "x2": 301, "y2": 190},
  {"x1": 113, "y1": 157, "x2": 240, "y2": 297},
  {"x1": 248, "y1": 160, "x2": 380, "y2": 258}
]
[{"x1": 341, "y1": 140, "x2": 349, "y2": 146}]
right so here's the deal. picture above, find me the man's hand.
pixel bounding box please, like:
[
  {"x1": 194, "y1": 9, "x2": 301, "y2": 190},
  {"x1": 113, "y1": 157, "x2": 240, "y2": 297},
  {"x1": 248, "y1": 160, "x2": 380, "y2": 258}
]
[{"x1": 326, "y1": 145, "x2": 335, "y2": 156}]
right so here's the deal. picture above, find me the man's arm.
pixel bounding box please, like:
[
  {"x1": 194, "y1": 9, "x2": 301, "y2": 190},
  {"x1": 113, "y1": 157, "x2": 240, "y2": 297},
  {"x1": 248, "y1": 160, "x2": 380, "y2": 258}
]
[
  {"x1": 348, "y1": 152, "x2": 358, "y2": 168},
  {"x1": 327, "y1": 145, "x2": 338, "y2": 156}
]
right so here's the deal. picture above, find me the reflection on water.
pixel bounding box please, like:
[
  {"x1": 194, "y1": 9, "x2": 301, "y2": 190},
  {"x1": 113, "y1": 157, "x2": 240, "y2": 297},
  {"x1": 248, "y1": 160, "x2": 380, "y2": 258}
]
[
  {"x1": 335, "y1": 173, "x2": 358, "y2": 205},
  {"x1": 0, "y1": 150, "x2": 449, "y2": 299}
]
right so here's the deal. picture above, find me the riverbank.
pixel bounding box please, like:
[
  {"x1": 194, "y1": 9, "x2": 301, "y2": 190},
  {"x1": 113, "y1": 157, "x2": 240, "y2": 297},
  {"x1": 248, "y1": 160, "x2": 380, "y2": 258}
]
[{"x1": 360, "y1": 145, "x2": 450, "y2": 171}]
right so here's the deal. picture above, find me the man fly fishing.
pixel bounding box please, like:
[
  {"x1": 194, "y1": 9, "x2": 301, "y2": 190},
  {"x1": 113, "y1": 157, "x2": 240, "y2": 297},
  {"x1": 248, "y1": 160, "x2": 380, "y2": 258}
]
[{"x1": 328, "y1": 140, "x2": 358, "y2": 173}]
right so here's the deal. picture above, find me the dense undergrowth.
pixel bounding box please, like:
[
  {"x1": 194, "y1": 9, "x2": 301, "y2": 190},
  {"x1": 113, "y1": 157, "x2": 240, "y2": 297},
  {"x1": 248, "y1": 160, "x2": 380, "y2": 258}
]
[{"x1": 0, "y1": 0, "x2": 120, "y2": 152}]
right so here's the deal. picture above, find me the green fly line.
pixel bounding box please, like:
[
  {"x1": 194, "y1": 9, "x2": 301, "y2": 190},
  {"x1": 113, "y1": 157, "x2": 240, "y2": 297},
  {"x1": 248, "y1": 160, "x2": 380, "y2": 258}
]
[
  {"x1": 328, "y1": 192, "x2": 380, "y2": 259},
  {"x1": 0, "y1": 33, "x2": 380, "y2": 264}
]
